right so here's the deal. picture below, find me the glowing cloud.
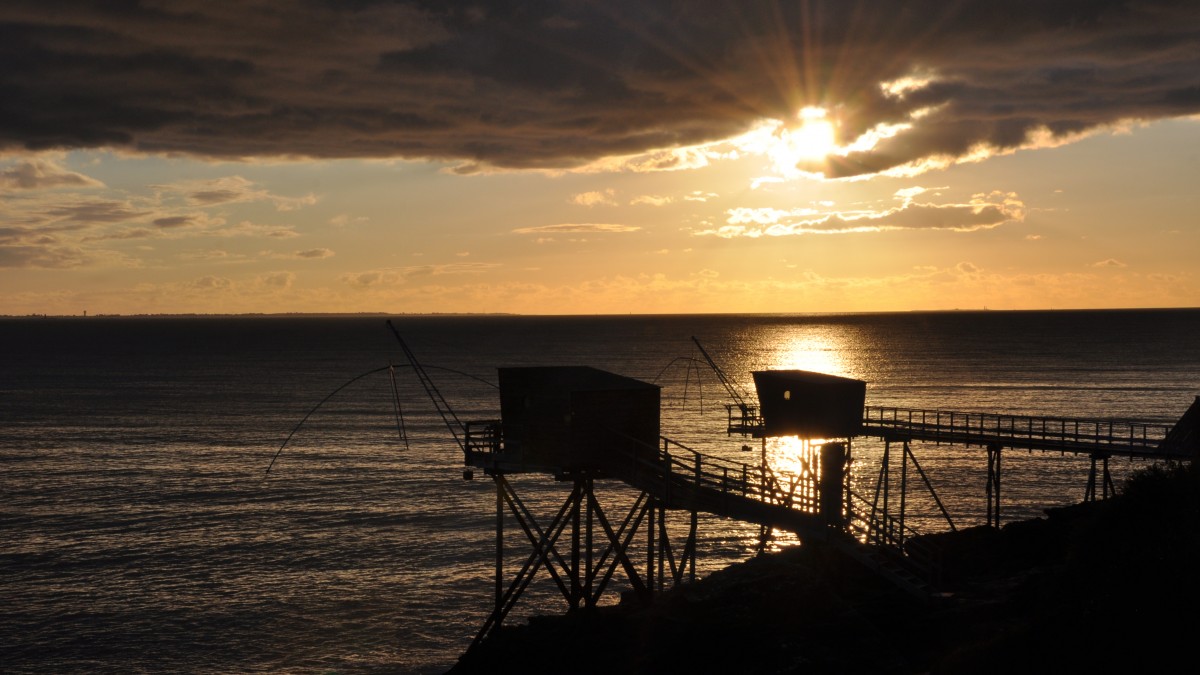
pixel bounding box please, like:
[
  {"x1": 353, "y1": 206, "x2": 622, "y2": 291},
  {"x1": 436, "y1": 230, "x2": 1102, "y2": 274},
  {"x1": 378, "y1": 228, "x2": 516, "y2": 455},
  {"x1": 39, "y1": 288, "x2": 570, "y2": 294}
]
[
  {"x1": 570, "y1": 190, "x2": 618, "y2": 207},
  {"x1": 512, "y1": 223, "x2": 641, "y2": 234},
  {"x1": 698, "y1": 190, "x2": 1024, "y2": 238}
]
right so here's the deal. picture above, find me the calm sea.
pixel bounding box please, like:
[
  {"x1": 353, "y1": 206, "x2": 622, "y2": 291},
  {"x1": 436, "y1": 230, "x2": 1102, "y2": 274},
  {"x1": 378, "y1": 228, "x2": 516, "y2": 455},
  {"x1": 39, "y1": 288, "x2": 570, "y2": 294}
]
[{"x1": 3, "y1": 310, "x2": 1198, "y2": 673}]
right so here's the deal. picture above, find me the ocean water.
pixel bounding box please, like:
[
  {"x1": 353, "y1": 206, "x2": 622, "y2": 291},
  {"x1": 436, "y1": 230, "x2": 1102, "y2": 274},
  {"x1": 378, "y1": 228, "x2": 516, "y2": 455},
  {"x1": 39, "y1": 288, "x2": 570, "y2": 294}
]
[{"x1": 3, "y1": 310, "x2": 1198, "y2": 673}]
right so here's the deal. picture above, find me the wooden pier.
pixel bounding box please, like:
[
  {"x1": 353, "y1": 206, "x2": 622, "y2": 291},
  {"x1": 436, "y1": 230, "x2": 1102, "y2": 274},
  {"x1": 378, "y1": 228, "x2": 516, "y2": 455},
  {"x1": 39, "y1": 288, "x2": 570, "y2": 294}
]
[
  {"x1": 860, "y1": 406, "x2": 1178, "y2": 457},
  {"x1": 386, "y1": 324, "x2": 1197, "y2": 651},
  {"x1": 462, "y1": 398, "x2": 1194, "y2": 646},
  {"x1": 857, "y1": 405, "x2": 1187, "y2": 527}
]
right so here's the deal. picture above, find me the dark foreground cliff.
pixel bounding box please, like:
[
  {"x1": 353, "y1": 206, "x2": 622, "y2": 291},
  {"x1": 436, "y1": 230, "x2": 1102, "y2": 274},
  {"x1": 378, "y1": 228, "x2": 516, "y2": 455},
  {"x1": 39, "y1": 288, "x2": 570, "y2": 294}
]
[{"x1": 450, "y1": 462, "x2": 1198, "y2": 674}]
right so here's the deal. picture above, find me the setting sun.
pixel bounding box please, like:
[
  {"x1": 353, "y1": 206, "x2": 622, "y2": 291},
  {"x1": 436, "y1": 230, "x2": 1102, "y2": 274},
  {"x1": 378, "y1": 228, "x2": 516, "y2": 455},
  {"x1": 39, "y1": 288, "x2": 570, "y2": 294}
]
[
  {"x1": 763, "y1": 107, "x2": 839, "y2": 177},
  {"x1": 791, "y1": 107, "x2": 838, "y2": 158}
]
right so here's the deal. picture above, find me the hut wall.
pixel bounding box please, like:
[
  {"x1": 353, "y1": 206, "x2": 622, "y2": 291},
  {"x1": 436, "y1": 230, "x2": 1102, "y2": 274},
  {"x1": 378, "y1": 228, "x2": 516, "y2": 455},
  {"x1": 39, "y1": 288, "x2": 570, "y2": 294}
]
[
  {"x1": 498, "y1": 366, "x2": 660, "y2": 472},
  {"x1": 752, "y1": 370, "x2": 866, "y2": 439}
]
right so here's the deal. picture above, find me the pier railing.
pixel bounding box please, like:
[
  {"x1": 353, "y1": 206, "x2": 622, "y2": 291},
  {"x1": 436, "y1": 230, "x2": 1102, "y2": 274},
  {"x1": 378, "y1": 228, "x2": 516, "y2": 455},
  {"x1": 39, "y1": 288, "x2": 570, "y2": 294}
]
[
  {"x1": 861, "y1": 406, "x2": 1178, "y2": 457},
  {"x1": 610, "y1": 435, "x2": 824, "y2": 534}
]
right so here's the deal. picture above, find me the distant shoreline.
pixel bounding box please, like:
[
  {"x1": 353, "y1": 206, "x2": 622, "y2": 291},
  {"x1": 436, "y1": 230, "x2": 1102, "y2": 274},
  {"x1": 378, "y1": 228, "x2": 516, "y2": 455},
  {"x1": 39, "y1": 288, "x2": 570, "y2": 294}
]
[
  {"x1": 0, "y1": 312, "x2": 520, "y2": 319},
  {"x1": 3, "y1": 307, "x2": 1199, "y2": 320}
]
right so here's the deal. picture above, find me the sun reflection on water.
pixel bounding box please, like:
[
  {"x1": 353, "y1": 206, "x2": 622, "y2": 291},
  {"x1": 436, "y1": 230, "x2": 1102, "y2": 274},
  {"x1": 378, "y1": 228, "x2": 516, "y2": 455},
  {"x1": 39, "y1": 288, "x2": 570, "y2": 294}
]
[
  {"x1": 766, "y1": 329, "x2": 855, "y2": 379},
  {"x1": 766, "y1": 436, "x2": 820, "y2": 501},
  {"x1": 778, "y1": 336, "x2": 845, "y2": 375}
]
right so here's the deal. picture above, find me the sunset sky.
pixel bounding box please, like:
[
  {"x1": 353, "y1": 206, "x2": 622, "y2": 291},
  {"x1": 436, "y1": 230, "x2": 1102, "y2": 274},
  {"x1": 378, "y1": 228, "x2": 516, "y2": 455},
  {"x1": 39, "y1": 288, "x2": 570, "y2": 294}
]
[{"x1": 2, "y1": 1, "x2": 1198, "y2": 315}]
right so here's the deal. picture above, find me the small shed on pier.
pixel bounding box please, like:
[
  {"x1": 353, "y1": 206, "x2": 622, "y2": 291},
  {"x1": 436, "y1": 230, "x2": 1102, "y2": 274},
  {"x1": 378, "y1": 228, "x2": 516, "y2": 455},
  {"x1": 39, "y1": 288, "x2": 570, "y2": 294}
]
[
  {"x1": 498, "y1": 366, "x2": 660, "y2": 473},
  {"x1": 752, "y1": 370, "x2": 866, "y2": 439}
]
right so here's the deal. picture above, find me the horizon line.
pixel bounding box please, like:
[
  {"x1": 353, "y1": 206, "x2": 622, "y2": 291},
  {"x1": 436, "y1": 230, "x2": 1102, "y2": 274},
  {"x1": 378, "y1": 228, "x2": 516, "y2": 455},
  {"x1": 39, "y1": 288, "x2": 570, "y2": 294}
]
[{"x1": 4, "y1": 306, "x2": 1199, "y2": 320}]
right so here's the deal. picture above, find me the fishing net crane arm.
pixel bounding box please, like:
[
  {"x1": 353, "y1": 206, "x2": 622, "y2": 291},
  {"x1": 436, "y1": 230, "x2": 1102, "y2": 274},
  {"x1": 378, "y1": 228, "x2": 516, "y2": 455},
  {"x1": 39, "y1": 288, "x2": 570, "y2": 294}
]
[
  {"x1": 691, "y1": 336, "x2": 753, "y2": 415},
  {"x1": 386, "y1": 320, "x2": 467, "y2": 459}
]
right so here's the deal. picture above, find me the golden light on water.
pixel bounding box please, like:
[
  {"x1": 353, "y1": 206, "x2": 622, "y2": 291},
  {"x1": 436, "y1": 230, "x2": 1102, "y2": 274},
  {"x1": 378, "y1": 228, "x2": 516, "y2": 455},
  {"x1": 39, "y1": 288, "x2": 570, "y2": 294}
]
[
  {"x1": 767, "y1": 436, "x2": 821, "y2": 482},
  {"x1": 775, "y1": 332, "x2": 849, "y2": 377}
]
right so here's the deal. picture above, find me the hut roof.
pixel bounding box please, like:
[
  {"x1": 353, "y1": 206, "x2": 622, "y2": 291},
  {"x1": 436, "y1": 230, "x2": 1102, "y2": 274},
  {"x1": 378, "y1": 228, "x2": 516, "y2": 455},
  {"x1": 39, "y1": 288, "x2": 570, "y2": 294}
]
[{"x1": 498, "y1": 365, "x2": 659, "y2": 393}]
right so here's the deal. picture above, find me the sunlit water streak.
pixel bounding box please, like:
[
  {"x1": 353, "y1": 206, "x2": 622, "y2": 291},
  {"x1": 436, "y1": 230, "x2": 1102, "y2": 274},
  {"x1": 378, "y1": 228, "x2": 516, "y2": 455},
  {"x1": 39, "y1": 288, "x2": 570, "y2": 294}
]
[{"x1": 3, "y1": 310, "x2": 1198, "y2": 673}]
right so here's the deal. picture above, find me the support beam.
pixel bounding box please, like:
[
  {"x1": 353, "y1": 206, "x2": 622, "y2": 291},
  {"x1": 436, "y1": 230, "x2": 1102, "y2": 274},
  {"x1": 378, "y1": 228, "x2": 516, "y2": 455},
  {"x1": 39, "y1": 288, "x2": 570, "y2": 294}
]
[
  {"x1": 903, "y1": 443, "x2": 956, "y2": 531},
  {"x1": 588, "y1": 491, "x2": 649, "y2": 604},
  {"x1": 471, "y1": 470, "x2": 721, "y2": 652},
  {"x1": 495, "y1": 477, "x2": 503, "y2": 614},
  {"x1": 986, "y1": 443, "x2": 1002, "y2": 528},
  {"x1": 1103, "y1": 456, "x2": 1116, "y2": 499},
  {"x1": 475, "y1": 474, "x2": 646, "y2": 649},
  {"x1": 869, "y1": 438, "x2": 891, "y2": 545},
  {"x1": 646, "y1": 496, "x2": 655, "y2": 599},
  {"x1": 899, "y1": 440, "x2": 909, "y2": 547},
  {"x1": 686, "y1": 509, "x2": 697, "y2": 583},
  {"x1": 819, "y1": 442, "x2": 847, "y2": 528},
  {"x1": 585, "y1": 476, "x2": 594, "y2": 606},
  {"x1": 571, "y1": 477, "x2": 582, "y2": 608},
  {"x1": 1085, "y1": 453, "x2": 1115, "y2": 502}
]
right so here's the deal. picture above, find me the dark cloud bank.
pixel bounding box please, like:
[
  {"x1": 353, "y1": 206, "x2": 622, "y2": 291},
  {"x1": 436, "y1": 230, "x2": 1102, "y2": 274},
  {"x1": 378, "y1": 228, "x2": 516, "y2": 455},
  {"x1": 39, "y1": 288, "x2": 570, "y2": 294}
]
[{"x1": 2, "y1": 1, "x2": 1198, "y2": 176}]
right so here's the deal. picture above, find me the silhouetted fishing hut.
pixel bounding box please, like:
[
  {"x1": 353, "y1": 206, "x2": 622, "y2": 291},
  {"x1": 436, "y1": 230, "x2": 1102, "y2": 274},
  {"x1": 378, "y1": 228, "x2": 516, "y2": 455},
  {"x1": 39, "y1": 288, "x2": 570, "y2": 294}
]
[
  {"x1": 491, "y1": 366, "x2": 661, "y2": 474},
  {"x1": 458, "y1": 366, "x2": 690, "y2": 646},
  {"x1": 752, "y1": 370, "x2": 867, "y2": 526},
  {"x1": 752, "y1": 370, "x2": 867, "y2": 439}
]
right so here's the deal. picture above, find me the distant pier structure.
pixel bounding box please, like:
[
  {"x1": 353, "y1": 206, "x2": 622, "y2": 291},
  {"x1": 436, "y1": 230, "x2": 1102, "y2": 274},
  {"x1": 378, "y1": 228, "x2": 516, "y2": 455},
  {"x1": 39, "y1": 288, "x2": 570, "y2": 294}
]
[{"x1": 384, "y1": 322, "x2": 1194, "y2": 650}]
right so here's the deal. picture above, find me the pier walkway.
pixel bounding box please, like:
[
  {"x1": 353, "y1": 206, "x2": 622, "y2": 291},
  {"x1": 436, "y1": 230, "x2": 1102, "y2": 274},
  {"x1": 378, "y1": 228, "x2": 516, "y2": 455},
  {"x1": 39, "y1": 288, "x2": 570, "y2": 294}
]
[
  {"x1": 464, "y1": 399, "x2": 1197, "y2": 644},
  {"x1": 615, "y1": 437, "x2": 827, "y2": 538},
  {"x1": 599, "y1": 405, "x2": 1190, "y2": 599},
  {"x1": 470, "y1": 403, "x2": 1188, "y2": 577},
  {"x1": 859, "y1": 406, "x2": 1184, "y2": 458}
]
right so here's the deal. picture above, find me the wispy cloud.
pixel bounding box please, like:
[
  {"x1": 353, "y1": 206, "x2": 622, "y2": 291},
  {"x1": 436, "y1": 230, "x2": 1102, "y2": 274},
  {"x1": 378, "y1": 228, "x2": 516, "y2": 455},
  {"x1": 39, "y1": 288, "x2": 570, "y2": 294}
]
[
  {"x1": 698, "y1": 190, "x2": 1024, "y2": 238},
  {"x1": 257, "y1": 271, "x2": 295, "y2": 288},
  {"x1": 630, "y1": 195, "x2": 673, "y2": 207},
  {"x1": 44, "y1": 200, "x2": 150, "y2": 225},
  {"x1": 340, "y1": 262, "x2": 499, "y2": 287},
  {"x1": 293, "y1": 248, "x2": 335, "y2": 259},
  {"x1": 191, "y1": 276, "x2": 234, "y2": 290},
  {"x1": 329, "y1": 214, "x2": 367, "y2": 228},
  {"x1": 570, "y1": 189, "x2": 617, "y2": 207},
  {"x1": 210, "y1": 221, "x2": 300, "y2": 239},
  {"x1": 154, "y1": 176, "x2": 316, "y2": 211},
  {"x1": 0, "y1": 244, "x2": 90, "y2": 268},
  {"x1": 513, "y1": 223, "x2": 640, "y2": 234},
  {"x1": 0, "y1": 158, "x2": 104, "y2": 190}
]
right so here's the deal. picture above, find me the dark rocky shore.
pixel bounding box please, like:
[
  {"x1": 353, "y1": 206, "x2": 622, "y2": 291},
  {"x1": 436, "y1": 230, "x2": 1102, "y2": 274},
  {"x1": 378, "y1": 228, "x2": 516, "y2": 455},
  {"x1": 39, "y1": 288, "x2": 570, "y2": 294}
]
[{"x1": 450, "y1": 462, "x2": 1197, "y2": 674}]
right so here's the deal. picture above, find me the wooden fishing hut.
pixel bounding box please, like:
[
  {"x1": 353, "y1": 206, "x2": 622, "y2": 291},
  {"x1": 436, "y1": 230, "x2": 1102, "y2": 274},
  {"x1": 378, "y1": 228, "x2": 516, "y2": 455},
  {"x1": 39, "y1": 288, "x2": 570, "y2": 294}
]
[
  {"x1": 752, "y1": 370, "x2": 866, "y2": 439},
  {"x1": 465, "y1": 366, "x2": 681, "y2": 646},
  {"x1": 470, "y1": 366, "x2": 661, "y2": 476},
  {"x1": 751, "y1": 370, "x2": 867, "y2": 525}
]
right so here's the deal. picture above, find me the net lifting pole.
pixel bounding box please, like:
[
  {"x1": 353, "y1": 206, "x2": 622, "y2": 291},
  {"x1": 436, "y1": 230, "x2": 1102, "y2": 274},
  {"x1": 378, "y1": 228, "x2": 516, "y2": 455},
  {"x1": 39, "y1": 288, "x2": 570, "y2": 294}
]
[
  {"x1": 692, "y1": 336, "x2": 755, "y2": 419},
  {"x1": 386, "y1": 320, "x2": 467, "y2": 459}
]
